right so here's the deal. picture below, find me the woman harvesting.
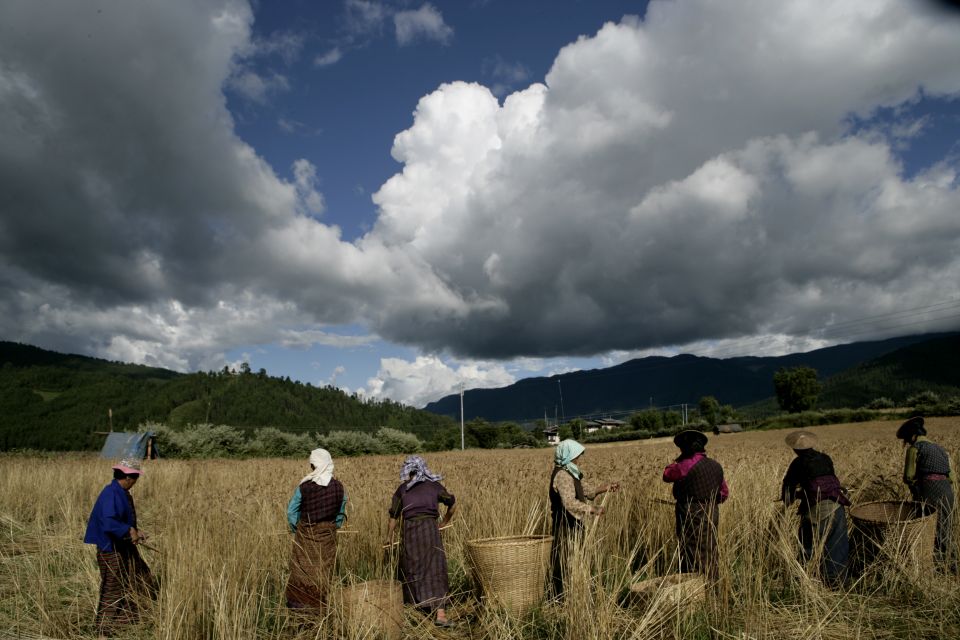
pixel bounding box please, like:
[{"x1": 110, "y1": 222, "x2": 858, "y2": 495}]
[
  {"x1": 385, "y1": 456, "x2": 457, "y2": 626},
  {"x1": 662, "y1": 430, "x2": 728, "y2": 579},
  {"x1": 897, "y1": 416, "x2": 956, "y2": 569},
  {"x1": 84, "y1": 460, "x2": 157, "y2": 636},
  {"x1": 286, "y1": 448, "x2": 347, "y2": 611},
  {"x1": 780, "y1": 430, "x2": 850, "y2": 585},
  {"x1": 549, "y1": 439, "x2": 619, "y2": 599}
]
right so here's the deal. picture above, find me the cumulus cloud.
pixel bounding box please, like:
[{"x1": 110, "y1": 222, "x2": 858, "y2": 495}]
[
  {"x1": 2, "y1": 0, "x2": 960, "y2": 397},
  {"x1": 366, "y1": 0, "x2": 960, "y2": 357},
  {"x1": 314, "y1": 47, "x2": 343, "y2": 67},
  {"x1": 227, "y1": 69, "x2": 290, "y2": 103},
  {"x1": 345, "y1": 0, "x2": 388, "y2": 36},
  {"x1": 250, "y1": 31, "x2": 304, "y2": 64},
  {"x1": 394, "y1": 4, "x2": 453, "y2": 46},
  {"x1": 363, "y1": 355, "x2": 515, "y2": 407},
  {"x1": 0, "y1": 0, "x2": 457, "y2": 371}
]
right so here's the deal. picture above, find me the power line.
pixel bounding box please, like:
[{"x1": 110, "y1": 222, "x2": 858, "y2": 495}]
[{"x1": 815, "y1": 299, "x2": 960, "y2": 331}]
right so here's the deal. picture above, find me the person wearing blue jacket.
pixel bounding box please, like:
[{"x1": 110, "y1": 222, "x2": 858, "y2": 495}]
[{"x1": 84, "y1": 460, "x2": 157, "y2": 636}]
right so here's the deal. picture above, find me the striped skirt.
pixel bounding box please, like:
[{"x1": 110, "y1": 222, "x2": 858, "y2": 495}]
[
  {"x1": 286, "y1": 522, "x2": 337, "y2": 610},
  {"x1": 94, "y1": 544, "x2": 157, "y2": 635},
  {"x1": 675, "y1": 500, "x2": 720, "y2": 579},
  {"x1": 398, "y1": 518, "x2": 449, "y2": 611},
  {"x1": 916, "y1": 479, "x2": 956, "y2": 567}
]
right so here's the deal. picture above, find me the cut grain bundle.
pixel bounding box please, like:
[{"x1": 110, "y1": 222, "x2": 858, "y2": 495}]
[
  {"x1": 626, "y1": 573, "x2": 707, "y2": 608},
  {"x1": 340, "y1": 579, "x2": 404, "y2": 640},
  {"x1": 465, "y1": 535, "x2": 552, "y2": 616}
]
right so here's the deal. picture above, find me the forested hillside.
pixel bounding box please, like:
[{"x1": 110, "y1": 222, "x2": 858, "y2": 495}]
[
  {"x1": 819, "y1": 334, "x2": 960, "y2": 408},
  {"x1": 0, "y1": 342, "x2": 453, "y2": 450}
]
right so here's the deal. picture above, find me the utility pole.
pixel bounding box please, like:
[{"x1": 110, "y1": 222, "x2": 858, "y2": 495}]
[
  {"x1": 459, "y1": 383, "x2": 465, "y2": 451},
  {"x1": 108, "y1": 408, "x2": 113, "y2": 432},
  {"x1": 557, "y1": 380, "x2": 566, "y2": 423}
]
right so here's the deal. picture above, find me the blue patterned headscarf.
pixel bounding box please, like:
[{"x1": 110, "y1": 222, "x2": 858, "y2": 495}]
[
  {"x1": 554, "y1": 439, "x2": 585, "y2": 479},
  {"x1": 401, "y1": 455, "x2": 442, "y2": 489}
]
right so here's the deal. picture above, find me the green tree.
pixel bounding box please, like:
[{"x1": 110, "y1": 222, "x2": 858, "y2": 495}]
[
  {"x1": 569, "y1": 419, "x2": 584, "y2": 440},
  {"x1": 630, "y1": 410, "x2": 663, "y2": 431},
  {"x1": 773, "y1": 367, "x2": 822, "y2": 413},
  {"x1": 698, "y1": 396, "x2": 721, "y2": 427}
]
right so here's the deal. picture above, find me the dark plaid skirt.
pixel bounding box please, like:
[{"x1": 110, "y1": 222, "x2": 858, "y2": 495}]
[
  {"x1": 286, "y1": 521, "x2": 337, "y2": 610},
  {"x1": 676, "y1": 500, "x2": 719, "y2": 579},
  {"x1": 550, "y1": 519, "x2": 584, "y2": 599},
  {"x1": 800, "y1": 500, "x2": 849, "y2": 585},
  {"x1": 95, "y1": 544, "x2": 157, "y2": 635},
  {"x1": 398, "y1": 517, "x2": 449, "y2": 610},
  {"x1": 916, "y1": 479, "x2": 956, "y2": 566}
]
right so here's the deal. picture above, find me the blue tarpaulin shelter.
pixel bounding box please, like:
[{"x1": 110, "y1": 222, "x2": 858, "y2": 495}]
[{"x1": 99, "y1": 432, "x2": 159, "y2": 460}]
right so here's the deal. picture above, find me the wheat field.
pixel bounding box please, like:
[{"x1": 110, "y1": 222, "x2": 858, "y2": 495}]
[{"x1": 2, "y1": 418, "x2": 960, "y2": 639}]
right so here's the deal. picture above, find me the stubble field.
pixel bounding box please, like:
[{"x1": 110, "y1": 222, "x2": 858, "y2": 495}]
[{"x1": 2, "y1": 418, "x2": 960, "y2": 639}]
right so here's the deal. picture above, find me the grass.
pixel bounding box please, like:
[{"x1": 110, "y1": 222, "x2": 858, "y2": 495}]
[
  {"x1": 2, "y1": 418, "x2": 960, "y2": 638},
  {"x1": 32, "y1": 389, "x2": 63, "y2": 402}
]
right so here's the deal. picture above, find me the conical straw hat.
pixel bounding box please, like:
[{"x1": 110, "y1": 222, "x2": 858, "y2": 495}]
[{"x1": 784, "y1": 430, "x2": 818, "y2": 450}]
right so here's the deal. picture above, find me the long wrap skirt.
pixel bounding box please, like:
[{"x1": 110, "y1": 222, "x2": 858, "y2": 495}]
[
  {"x1": 676, "y1": 500, "x2": 719, "y2": 579},
  {"x1": 286, "y1": 521, "x2": 337, "y2": 610},
  {"x1": 550, "y1": 519, "x2": 584, "y2": 599},
  {"x1": 915, "y1": 478, "x2": 956, "y2": 568},
  {"x1": 398, "y1": 517, "x2": 449, "y2": 611},
  {"x1": 94, "y1": 543, "x2": 157, "y2": 635},
  {"x1": 800, "y1": 500, "x2": 849, "y2": 584}
]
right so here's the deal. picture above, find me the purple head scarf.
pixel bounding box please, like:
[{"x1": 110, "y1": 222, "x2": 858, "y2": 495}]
[{"x1": 401, "y1": 455, "x2": 442, "y2": 489}]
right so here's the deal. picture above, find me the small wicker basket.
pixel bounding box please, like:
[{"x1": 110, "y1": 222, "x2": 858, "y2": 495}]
[
  {"x1": 849, "y1": 500, "x2": 936, "y2": 572},
  {"x1": 341, "y1": 580, "x2": 404, "y2": 640},
  {"x1": 627, "y1": 573, "x2": 707, "y2": 607},
  {"x1": 466, "y1": 535, "x2": 552, "y2": 616}
]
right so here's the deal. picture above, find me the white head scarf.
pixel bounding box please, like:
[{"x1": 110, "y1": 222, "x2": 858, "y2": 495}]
[{"x1": 300, "y1": 448, "x2": 334, "y2": 486}]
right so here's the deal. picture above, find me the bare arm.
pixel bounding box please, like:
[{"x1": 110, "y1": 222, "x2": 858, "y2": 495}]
[
  {"x1": 442, "y1": 503, "x2": 456, "y2": 524},
  {"x1": 384, "y1": 516, "x2": 397, "y2": 546}
]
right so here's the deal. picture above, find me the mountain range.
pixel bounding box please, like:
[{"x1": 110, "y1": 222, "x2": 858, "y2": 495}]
[
  {"x1": 424, "y1": 332, "x2": 960, "y2": 422},
  {"x1": 3, "y1": 332, "x2": 958, "y2": 451}
]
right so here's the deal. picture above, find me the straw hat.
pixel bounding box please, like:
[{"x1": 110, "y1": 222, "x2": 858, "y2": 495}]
[{"x1": 784, "y1": 430, "x2": 818, "y2": 450}]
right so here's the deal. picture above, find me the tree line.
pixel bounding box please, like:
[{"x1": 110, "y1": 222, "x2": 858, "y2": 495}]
[{"x1": 0, "y1": 352, "x2": 454, "y2": 451}]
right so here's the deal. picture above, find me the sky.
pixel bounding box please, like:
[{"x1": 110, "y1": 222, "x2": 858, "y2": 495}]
[{"x1": 2, "y1": 0, "x2": 960, "y2": 411}]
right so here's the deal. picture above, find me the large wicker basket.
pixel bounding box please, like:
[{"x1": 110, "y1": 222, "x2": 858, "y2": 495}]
[
  {"x1": 849, "y1": 500, "x2": 936, "y2": 573},
  {"x1": 627, "y1": 573, "x2": 707, "y2": 607},
  {"x1": 466, "y1": 535, "x2": 552, "y2": 616},
  {"x1": 341, "y1": 580, "x2": 404, "y2": 640}
]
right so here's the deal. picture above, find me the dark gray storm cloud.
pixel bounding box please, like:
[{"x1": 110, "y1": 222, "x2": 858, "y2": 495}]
[{"x1": 1, "y1": 0, "x2": 960, "y2": 377}]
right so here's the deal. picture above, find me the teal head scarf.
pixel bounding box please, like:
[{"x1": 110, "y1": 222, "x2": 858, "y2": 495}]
[{"x1": 554, "y1": 439, "x2": 585, "y2": 479}]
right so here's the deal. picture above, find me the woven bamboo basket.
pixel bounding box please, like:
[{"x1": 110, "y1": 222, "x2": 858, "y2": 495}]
[
  {"x1": 466, "y1": 535, "x2": 552, "y2": 616},
  {"x1": 341, "y1": 580, "x2": 404, "y2": 640},
  {"x1": 849, "y1": 500, "x2": 936, "y2": 572},
  {"x1": 627, "y1": 573, "x2": 707, "y2": 607}
]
